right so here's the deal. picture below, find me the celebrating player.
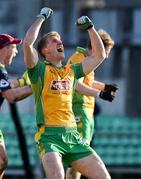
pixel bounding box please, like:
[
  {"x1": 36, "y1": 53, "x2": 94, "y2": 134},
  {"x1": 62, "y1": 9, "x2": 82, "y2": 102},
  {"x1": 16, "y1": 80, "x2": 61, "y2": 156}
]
[
  {"x1": 0, "y1": 34, "x2": 32, "y2": 178},
  {"x1": 23, "y1": 7, "x2": 110, "y2": 179},
  {"x1": 66, "y1": 29, "x2": 118, "y2": 179}
]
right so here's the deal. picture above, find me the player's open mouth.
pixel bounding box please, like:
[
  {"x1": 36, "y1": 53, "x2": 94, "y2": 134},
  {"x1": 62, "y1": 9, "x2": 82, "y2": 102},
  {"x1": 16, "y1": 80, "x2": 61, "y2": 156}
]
[{"x1": 57, "y1": 47, "x2": 63, "y2": 52}]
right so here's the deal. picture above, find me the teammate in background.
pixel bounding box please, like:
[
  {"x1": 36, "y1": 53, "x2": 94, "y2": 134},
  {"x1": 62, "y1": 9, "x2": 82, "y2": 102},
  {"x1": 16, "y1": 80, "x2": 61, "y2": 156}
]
[
  {"x1": 66, "y1": 29, "x2": 118, "y2": 179},
  {"x1": 0, "y1": 34, "x2": 32, "y2": 178},
  {"x1": 23, "y1": 7, "x2": 111, "y2": 179}
]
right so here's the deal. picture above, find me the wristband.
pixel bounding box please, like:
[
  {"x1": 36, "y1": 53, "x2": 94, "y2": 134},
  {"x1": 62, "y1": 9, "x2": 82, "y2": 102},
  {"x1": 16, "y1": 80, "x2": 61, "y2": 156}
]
[{"x1": 17, "y1": 78, "x2": 26, "y2": 87}]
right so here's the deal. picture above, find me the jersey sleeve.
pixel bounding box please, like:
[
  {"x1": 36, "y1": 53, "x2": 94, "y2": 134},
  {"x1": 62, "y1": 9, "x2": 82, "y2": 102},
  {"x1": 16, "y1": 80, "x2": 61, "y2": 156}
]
[
  {"x1": 71, "y1": 63, "x2": 85, "y2": 79},
  {"x1": 67, "y1": 51, "x2": 86, "y2": 65},
  {"x1": 27, "y1": 61, "x2": 45, "y2": 84},
  {"x1": 0, "y1": 68, "x2": 11, "y2": 92}
]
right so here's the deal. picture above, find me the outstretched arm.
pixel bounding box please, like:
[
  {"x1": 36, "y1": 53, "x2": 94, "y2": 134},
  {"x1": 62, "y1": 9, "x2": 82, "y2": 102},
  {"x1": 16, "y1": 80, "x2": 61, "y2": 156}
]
[
  {"x1": 75, "y1": 80, "x2": 117, "y2": 102},
  {"x1": 2, "y1": 87, "x2": 32, "y2": 103},
  {"x1": 75, "y1": 80, "x2": 100, "y2": 98},
  {"x1": 23, "y1": 8, "x2": 53, "y2": 68},
  {"x1": 91, "y1": 80, "x2": 105, "y2": 91},
  {"x1": 76, "y1": 16, "x2": 106, "y2": 75},
  {"x1": 23, "y1": 17, "x2": 44, "y2": 68}
]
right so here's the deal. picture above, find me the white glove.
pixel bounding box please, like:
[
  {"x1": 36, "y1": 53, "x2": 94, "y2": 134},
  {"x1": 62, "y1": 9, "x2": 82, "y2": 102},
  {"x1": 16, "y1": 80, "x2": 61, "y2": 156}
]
[
  {"x1": 76, "y1": 16, "x2": 94, "y2": 30},
  {"x1": 37, "y1": 7, "x2": 53, "y2": 19}
]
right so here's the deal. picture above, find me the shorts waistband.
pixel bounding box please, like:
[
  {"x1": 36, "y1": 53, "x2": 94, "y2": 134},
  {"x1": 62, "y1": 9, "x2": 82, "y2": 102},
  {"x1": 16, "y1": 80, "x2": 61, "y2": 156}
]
[{"x1": 39, "y1": 125, "x2": 77, "y2": 134}]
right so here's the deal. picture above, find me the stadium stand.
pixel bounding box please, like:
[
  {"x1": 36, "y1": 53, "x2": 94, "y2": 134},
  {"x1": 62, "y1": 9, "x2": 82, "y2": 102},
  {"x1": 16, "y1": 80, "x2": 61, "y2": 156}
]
[{"x1": 93, "y1": 115, "x2": 141, "y2": 176}]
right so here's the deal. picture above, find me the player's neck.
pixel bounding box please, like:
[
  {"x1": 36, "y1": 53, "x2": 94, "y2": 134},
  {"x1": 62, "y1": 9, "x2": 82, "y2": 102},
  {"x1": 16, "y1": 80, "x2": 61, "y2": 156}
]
[
  {"x1": 52, "y1": 61, "x2": 62, "y2": 67},
  {"x1": 46, "y1": 58, "x2": 62, "y2": 67}
]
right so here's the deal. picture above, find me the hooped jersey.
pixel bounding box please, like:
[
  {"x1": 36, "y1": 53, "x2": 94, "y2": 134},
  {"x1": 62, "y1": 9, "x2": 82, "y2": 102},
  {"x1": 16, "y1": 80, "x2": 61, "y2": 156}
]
[
  {"x1": 28, "y1": 60, "x2": 85, "y2": 127},
  {"x1": 67, "y1": 47, "x2": 95, "y2": 115},
  {"x1": 0, "y1": 64, "x2": 11, "y2": 107}
]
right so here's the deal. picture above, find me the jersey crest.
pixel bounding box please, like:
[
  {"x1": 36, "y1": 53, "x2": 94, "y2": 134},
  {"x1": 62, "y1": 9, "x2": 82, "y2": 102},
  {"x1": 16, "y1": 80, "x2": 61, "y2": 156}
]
[{"x1": 50, "y1": 80, "x2": 70, "y2": 91}]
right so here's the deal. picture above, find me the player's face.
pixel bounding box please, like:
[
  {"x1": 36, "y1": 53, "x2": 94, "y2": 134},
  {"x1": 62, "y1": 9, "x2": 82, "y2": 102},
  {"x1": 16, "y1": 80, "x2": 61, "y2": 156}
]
[
  {"x1": 45, "y1": 35, "x2": 65, "y2": 61},
  {"x1": 4, "y1": 44, "x2": 18, "y2": 65}
]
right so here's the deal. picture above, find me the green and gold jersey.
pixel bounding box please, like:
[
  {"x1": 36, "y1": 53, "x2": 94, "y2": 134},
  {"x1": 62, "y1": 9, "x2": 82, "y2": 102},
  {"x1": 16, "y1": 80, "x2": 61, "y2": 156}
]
[
  {"x1": 28, "y1": 60, "x2": 85, "y2": 127},
  {"x1": 67, "y1": 47, "x2": 95, "y2": 115}
]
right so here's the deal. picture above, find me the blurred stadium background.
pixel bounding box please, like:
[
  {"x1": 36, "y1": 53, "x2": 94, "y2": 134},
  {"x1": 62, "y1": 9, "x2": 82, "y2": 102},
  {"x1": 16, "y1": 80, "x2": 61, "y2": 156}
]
[{"x1": 1, "y1": 0, "x2": 141, "y2": 178}]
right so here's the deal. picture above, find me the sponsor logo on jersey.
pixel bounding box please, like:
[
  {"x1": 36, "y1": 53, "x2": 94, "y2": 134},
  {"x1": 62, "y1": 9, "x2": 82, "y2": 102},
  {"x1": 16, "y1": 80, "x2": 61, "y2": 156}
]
[
  {"x1": 50, "y1": 80, "x2": 70, "y2": 91},
  {"x1": 0, "y1": 79, "x2": 9, "y2": 88}
]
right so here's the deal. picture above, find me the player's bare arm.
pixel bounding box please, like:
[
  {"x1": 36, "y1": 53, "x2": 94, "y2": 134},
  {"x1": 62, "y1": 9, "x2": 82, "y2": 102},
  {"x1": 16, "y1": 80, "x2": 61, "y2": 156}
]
[
  {"x1": 75, "y1": 81, "x2": 116, "y2": 102},
  {"x1": 2, "y1": 87, "x2": 32, "y2": 103},
  {"x1": 92, "y1": 80, "x2": 106, "y2": 91},
  {"x1": 75, "y1": 80, "x2": 100, "y2": 98},
  {"x1": 23, "y1": 17, "x2": 44, "y2": 68},
  {"x1": 76, "y1": 16, "x2": 106, "y2": 75},
  {"x1": 23, "y1": 8, "x2": 53, "y2": 68}
]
